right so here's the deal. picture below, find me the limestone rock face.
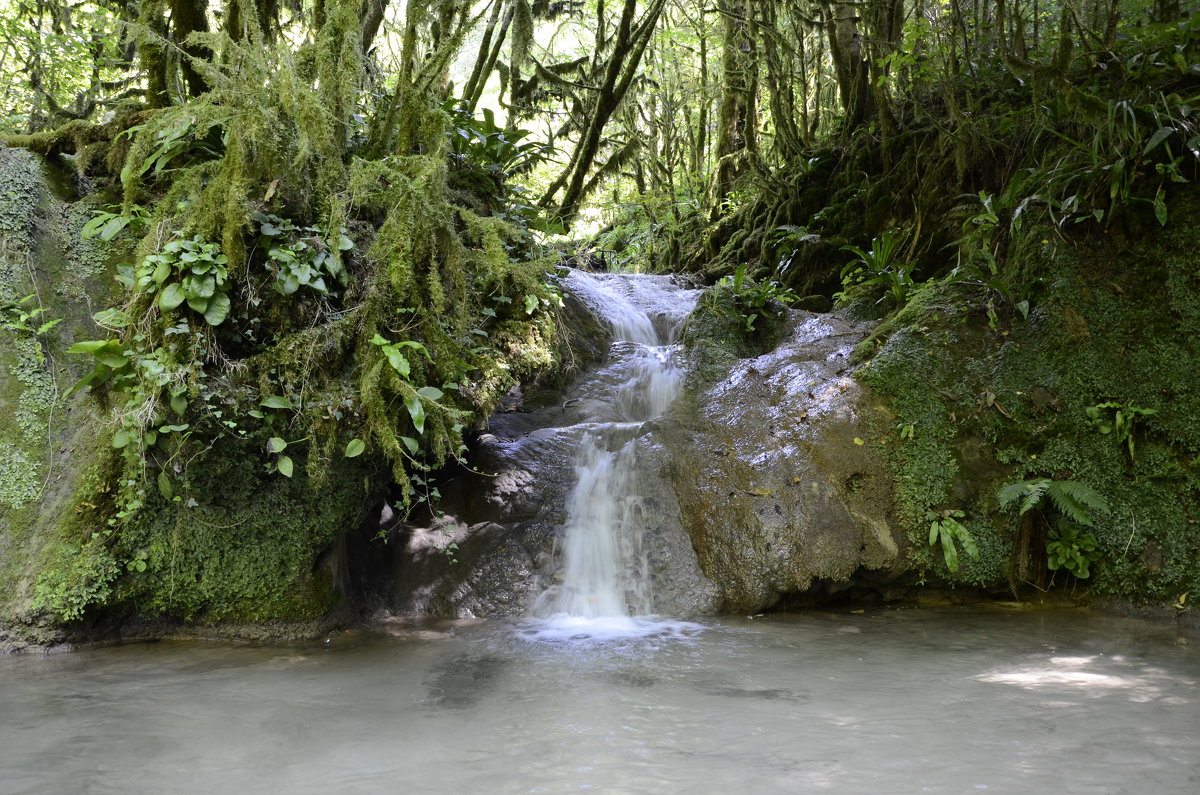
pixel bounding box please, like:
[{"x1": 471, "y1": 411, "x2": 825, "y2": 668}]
[{"x1": 663, "y1": 311, "x2": 904, "y2": 612}]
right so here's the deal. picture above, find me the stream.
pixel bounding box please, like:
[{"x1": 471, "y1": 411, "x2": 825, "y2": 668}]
[{"x1": 3, "y1": 608, "x2": 1198, "y2": 793}]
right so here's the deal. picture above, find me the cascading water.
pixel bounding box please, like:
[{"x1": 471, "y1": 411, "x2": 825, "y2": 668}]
[{"x1": 521, "y1": 271, "x2": 702, "y2": 641}]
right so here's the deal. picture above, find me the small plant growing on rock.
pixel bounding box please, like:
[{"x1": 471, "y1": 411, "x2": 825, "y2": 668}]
[{"x1": 927, "y1": 508, "x2": 979, "y2": 573}]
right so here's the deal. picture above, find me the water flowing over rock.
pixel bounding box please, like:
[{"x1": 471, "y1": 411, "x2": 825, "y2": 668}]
[{"x1": 389, "y1": 271, "x2": 905, "y2": 619}]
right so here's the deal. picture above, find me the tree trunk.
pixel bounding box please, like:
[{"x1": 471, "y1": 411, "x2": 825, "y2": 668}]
[
  {"x1": 168, "y1": 0, "x2": 212, "y2": 98},
  {"x1": 824, "y1": 0, "x2": 873, "y2": 131},
  {"x1": 139, "y1": 0, "x2": 171, "y2": 108},
  {"x1": 709, "y1": 0, "x2": 758, "y2": 210},
  {"x1": 540, "y1": 0, "x2": 667, "y2": 226}
]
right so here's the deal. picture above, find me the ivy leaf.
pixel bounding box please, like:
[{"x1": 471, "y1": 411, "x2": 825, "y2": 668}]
[
  {"x1": 344, "y1": 438, "x2": 365, "y2": 458},
  {"x1": 277, "y1": 455, "x2": 294, "y2": 477}
]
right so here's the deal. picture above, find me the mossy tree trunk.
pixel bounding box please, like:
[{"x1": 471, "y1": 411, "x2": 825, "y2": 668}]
[
  {"x1": 168, "y1": 0, "x2": 213, "y2": 98},
  {"x1": 708, "y1": 0, "x2": 759, "y2": 213}
]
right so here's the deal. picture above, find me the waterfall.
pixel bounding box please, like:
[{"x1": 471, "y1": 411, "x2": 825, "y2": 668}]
[{"x1": 522, "y1": 271, "x2": 702, "y2": 642}]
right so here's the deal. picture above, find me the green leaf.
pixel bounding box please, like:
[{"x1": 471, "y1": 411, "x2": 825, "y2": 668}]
[
  {"x1": 405, "y1": 394, "x2": 426, "y2": 435},
  {"x1": 524, "y1": 294, "x2": 539, "y2": 315},
  {"x1": 1154, "y1": 190, "x2": 1168, "y2": 227},
  {"x1": 383, "y1": 347, "x2": 411, "y2": 377},
  {"x1": 1143, "y1": 126, "x2": 1175, "y2": 156},
  {"x1": 261, "y1": 396, "x2": 294, "y2": 410},
  {"x1": 93, "y1": 308, "x2": 131, "y2": 328},
  {"x1": 345, "y1": 438, "x2": 366, "y2": 458},
  {"x1": 400, "y1": 436, "x2": 420, "y2": 455},
  {"x1": 151, "y1": 257, "x2": 172, "y2": 285},
  {"x1": 159, "y1": 283, "x2": 186, "y2": 311},
  {"x1": 416, "y1": 386, "x2": 444, "y2": 401},
  {"x1": 266, "y1": 436, "x2": 287, "y2": 454},
  {"x1": 942, "y1": 533, "x2": 960, "y2": 572},
  {"x1": 203, "y1": 293, "x2": 230, "y2": 326},
  {"x1": 157, "y1": 471, "x2": 174, "y2": 500},
  {"x1": 277, "y1": 455, "x2": 294, "y2": 478},
  {"x1": 170, "y1": 391, "x2": 188, "y2": 416},
  {"x1": 112, "y1": 427, "x2": 134, "y2": 448}
]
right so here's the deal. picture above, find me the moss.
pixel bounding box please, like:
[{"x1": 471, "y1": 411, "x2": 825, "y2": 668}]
[
  {"x1": 108, "y1": 436, "x2": 371, "y2": 622},
  {"x1": 858, "y1": 192, "x2": 1200, "y2": 601}
]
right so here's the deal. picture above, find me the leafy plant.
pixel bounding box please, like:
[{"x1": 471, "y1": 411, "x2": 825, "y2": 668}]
[
  {"x1": 839, "y1": 229, "x2": 915, "y2": 306},
  {"x1": 926, "y1": 509, "x2": 979, "y2": 573},
  {"x1": 1, "y1": 294, "x2": 61, "y2": 360},
  {"x1": 998, "y1": 478, "x2": 1110, "y2": 580},
  {"x1": 81, "y1": 204, "x2": 150, "y2": 242},
  {"x1": 998, "y1": 478, "x2": 1110, "y2": 528},
  {"x1": 1046, "y1": 522, "x2": 1101, "y2": 578},
  {"x1": 134, "y1": 235, "x2": 231, "y2": 326},
  {"x1": 716, "y1": 263, "x2": 798, "y2": 331},
  {"x1": 1086, "y1": 401, "x2": 1158, "y2": 463},
  {"x1": 252, "y1": 212, "x2": 352, "y2": 296}
]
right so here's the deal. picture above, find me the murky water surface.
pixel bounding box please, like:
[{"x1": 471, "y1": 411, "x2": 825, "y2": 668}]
[{"x1": 3, "y1": 608, "x2": 1198, "y2": 794}]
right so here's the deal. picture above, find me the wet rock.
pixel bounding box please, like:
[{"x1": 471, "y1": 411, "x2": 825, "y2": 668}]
[{"x1": 663, "y1": 310, "x2": 905, "y2": 613}]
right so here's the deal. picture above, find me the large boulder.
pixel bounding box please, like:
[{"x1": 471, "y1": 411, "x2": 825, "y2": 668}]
[{"x1": 662, "y1": 309, "x2": 905, "y2": 613}]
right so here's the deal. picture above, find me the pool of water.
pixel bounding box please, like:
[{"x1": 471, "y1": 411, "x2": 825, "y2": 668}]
[{"x1": 3, "y1": 607, "x2": 1198, "y2": 794}]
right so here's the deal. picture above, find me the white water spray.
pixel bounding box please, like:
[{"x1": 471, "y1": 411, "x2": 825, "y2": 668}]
[{"x1": 523, "y1": 271, "x2": 702, "y2": 642}]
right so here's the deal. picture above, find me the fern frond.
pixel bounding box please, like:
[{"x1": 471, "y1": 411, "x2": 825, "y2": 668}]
[
  {"x1": 1020, "y1": 480, "x2": 1050, "y2": 516},
  {"x1": 1047, "y1": 480, "x2": 1109, "y2": 527}
]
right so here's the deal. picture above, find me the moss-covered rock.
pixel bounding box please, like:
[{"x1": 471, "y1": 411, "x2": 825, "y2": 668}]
[{"x1": 856, "y1": 190, "x2": 1200, "y2": 603}]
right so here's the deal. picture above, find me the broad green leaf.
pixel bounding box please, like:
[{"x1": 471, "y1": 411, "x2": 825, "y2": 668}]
[
  {"x1": 344, "y1": 438, "x2": 365, "y2": 458},
  {"x1": 93, "y1": 308, "x2": 130, "y2": 328},
  {"x1": 277, "y1": 455, "x2": 294, "y2": 477},
  {"x1": 157, "y1": 471, "x2": 174, "y2": 500},
  {"x1": 170, "y1": 391, "x2": 188, "y2": 416},
  {"x1": 416, "y1": 386, "x2": 443, "y2": 401},
  {"x1": 203, "y1": 293, "x2": 230, "y2": 326},
  {"x1": 185, "y1": 293, "x2": 209, "y2": 313},
  {"x1": 261, "y1": 395, "x2": 294, "y2": 410},
  {"x1": 942, "y1": 534, "x2": 959, "y2": 572},
  {"x1": 384, "y1": 347, "x2": 410, "y2": 377},
  {"x1": 112, "y1": 427, "x2": 133, "y2": 448},
  {"x1": 159, "y1": 283, "x2": 187, "y2": 310},
  {"x1": 400, "y1": 436, "x2": 420, "y2": 455},
  {"x1": 405, "y1": 394, "x2": 426, "y2": 434},
  {"x1": 266, "y1": 436, "x2": 287, "y2": 454},
  {"x1": 152, "y1": 258, "x2": 172, "y2": 285},
  {"x1": 524, "y1": 294, "x2": 538, "y2": 315},
  {"x1": 99, "y1": 216, "x2": 127, "y2": 241}
]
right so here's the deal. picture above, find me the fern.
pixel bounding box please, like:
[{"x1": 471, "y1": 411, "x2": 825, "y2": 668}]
[
  {"x1": 1046, "y1": 480, "x2": 1109, "y2": 527},
  {"x1": 997, "y1": 478, "x2": 1108, "y2": 527},
  {"x1": 997, "y1": 478, "x2": 1048, "y2": 516}
]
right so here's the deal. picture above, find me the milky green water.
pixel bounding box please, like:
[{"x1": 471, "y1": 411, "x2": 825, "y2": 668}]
[{"x1": 2, "y1": 607, "x2": 1197, "y2": 794}]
